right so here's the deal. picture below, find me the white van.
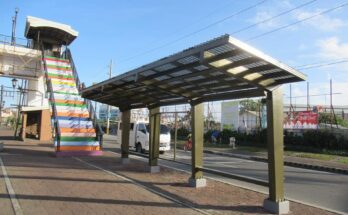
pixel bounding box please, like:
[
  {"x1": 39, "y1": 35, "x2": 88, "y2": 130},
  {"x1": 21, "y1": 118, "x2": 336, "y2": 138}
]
[{"x1": 116, "y1": 121, "x2": 171, "y2": 153}]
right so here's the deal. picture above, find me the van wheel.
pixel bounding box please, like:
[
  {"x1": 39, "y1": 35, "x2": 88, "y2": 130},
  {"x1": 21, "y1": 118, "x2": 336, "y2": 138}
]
[
  {"x1": 136, "y1": 143, "x2": 143, "y2": 153},
  {"x1": 159, "y1": 151, "x2": 165, "y2": 155}
]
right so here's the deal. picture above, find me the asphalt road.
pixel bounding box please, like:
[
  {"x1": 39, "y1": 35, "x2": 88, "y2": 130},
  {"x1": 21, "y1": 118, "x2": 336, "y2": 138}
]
[{"x1": 103, "y1": 135, "x2": 348, "y2": 214}]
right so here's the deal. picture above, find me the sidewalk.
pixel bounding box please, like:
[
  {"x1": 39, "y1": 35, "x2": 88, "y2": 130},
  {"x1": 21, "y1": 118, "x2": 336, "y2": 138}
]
[
  {"x1": 0, "y1": 129, "x2": 337, "y2": 214},
  {"x1": 201, "y1": 146, "x2": 348, "y2": 174}
]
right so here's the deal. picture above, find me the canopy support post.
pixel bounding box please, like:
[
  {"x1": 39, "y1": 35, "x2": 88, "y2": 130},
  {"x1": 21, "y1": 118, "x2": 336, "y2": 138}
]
[
  {"x1": 189, "y1": 102, "x2": 206, "y2": 188},
  {"x1": 263, "y1": 87, "x2": 289, "y2": 214},
  {"x1": 148, "y1": 107, "x2": 160, "y2": 173},
  {"x1": 121, "y1": 109, "x2": 131, "y2": 164}
]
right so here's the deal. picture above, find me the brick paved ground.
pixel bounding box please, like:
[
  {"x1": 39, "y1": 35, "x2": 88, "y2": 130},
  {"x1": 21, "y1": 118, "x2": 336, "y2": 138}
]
[{"x1": 0, "y1": 128, "x2": 336, "y2": 215}]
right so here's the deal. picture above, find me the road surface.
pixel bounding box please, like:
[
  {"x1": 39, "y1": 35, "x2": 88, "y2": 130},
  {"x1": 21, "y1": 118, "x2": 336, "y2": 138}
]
[{"x1": 103, "y1": 135, "x2": 348, "y2": 214}]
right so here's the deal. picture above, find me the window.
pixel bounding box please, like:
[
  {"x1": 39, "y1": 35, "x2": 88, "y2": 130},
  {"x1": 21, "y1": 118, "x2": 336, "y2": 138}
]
[
  {"x1": 137, "y1": 123, "x2": 147, "y2": 134},
  {"x1": 144, "y1": 124, "x2": 170, "y2": 134},
  {"x1": 160, "y1": 125, "x2": 170, "y2": 134}
]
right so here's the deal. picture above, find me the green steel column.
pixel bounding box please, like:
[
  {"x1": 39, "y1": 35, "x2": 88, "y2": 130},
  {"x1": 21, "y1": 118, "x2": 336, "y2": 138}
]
[
  {"x1": 174, "y1": 112, "x2": 178, "y2": 161},
  {"x1": 121, "y1": 109, "x2": 131, "y2": 159},
  {"x1": 266, "y1": 87, "x2": 285, "y2": 202},
  {"x1": 149, "y1": 107, "x2": 160, "y2": 166},
  {"x1": 191, "y1": 102, "x2": 204, "y2": 179}
]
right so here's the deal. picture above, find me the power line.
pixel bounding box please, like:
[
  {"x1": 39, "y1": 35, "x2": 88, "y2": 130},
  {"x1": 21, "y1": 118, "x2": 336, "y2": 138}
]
[
  {"x1": 118, "y1": 0, "x2": 268, "y2": 64},
  {"x1": 296, "y1": 59, "x2": 348, "y2": 70},
  {"x1": 116, "y1": 0, "x2": 318, "y2": 72},
  {"x1": 295, "y1": 58, "x2": 348, "y2": 68},
  {"x1": 117, "y1": 1, "x2": 237, "y2": 62},
  {"x1": 246, "y1": 1, "x2": 348, "y2": 41},
  {"x1": 231, "y1": 0, "x2": 318, "y2": 35}
]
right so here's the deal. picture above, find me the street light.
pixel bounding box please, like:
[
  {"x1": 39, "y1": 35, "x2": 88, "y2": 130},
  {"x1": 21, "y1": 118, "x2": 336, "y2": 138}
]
[{"x1": 11, "y1": 78, "x2": 18, "y2": 88}]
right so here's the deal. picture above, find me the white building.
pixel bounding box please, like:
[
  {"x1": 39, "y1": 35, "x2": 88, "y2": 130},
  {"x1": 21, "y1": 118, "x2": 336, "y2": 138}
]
[{"x1": 221, "y1": 101, "x2": 260, "y2": 131}]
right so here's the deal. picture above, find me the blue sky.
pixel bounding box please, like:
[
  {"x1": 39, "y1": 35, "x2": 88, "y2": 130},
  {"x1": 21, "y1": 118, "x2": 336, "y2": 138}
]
[{"x1": 1, "y1": 0, "x2": 348, "y2": 109}]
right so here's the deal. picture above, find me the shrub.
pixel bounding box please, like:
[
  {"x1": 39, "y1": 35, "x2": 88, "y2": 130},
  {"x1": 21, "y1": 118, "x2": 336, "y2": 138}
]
[
  {"x1": 171, "y1": 127, "x2": 190, "y2": 140},
  {"x1": 205, "y1": 128, "x2": 348, "y2": 152}
]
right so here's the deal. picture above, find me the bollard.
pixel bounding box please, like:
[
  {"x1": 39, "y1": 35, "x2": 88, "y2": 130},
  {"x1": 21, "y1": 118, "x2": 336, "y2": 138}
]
[{"x1": 229, "y1": 137, "x2": 236, "y2": 149}]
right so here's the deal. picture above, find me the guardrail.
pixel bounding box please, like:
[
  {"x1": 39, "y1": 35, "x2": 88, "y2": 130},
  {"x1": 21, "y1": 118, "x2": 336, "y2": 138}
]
[
  {"x1": 41, "y1": 49, "x2": 61, "y2": 150},
  {"x1": 0, "y1": 34, "x2": 33, "y2": 49},
  {"x1": 64, "y1": 48, "x2": 104, "y2": 148}
]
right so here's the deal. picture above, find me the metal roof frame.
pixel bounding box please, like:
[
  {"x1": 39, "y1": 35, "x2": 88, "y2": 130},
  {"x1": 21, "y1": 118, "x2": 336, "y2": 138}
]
[{"x1": 81, "y1": 34, "x2": 306, "y2": 110}]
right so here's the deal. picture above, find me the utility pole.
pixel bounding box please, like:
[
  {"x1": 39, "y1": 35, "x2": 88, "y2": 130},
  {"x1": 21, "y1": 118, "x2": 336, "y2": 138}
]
[
  {"x1": 11, "y1": 8, "x2": 19, "y2": 45},
  {"x1": 329, "y1": 79, "x2": 338, "y2": 129},
  {"x1": 92, "y1": 82, "x2": 98, "y2": 119},
  {"x1": 0, "y1": 85, "x2": 3, "y2": 124},
  {"x1": 289, "y1": 84, "x2": 293, "y2": 120},
  {"x1": 174, "y1": 112, "x2": 178, "y2": 161},
  {"x1": 307, "y1": 82, "x2": 310, "y2": 111},
  {"x1": 106, "y1": 59, "x2": 112, "y2": 134}
]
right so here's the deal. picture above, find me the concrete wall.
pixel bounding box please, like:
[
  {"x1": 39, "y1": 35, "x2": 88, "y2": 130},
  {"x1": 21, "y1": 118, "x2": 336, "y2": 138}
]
[{"x1": 27, "y1": 76, "x2": 49, "y2": 108}]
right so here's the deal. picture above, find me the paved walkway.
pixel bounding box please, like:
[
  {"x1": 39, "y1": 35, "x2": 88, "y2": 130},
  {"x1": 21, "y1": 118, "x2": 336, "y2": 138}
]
[{"x1": 0, "y1": 129, "x2": 337, "y2": 214}]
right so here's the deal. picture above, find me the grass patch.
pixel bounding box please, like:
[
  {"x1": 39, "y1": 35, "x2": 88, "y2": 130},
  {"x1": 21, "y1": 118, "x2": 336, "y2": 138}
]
[
  {"x1": 285, "y1": 150, "x2": 348, "y2": 165},
  {"x1": 338, "y1": 157, "x2": 348, "y2": 164},
  {"x1": 285, "y1": 151, "x2": 334, "y2": 161}
]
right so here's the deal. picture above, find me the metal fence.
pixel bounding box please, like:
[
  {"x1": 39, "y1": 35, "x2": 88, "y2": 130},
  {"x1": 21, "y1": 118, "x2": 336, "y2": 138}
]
[{"x1": 0, "y1": 34, "x2": 33, "y2": 48}]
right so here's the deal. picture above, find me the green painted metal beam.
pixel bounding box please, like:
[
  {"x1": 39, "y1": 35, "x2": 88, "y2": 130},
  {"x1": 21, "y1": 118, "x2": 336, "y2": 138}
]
[
  {"x1": 266, "y1": 87, "x2": 285, "y2": 202},
  {"x1": 149, "y1": 107, "x2": 160, "y2": 166},
  {"x1": 191, "y1": 102, "x2": 204, "y2": 179},
  {"x1": 121, "y1": 109, "x2": 130, "y2": 159}
]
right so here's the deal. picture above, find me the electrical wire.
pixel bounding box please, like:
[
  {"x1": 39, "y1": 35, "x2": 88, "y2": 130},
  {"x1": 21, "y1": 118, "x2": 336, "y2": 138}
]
[
  {"x1": 231, "y1": 0, "x2": 318, "y2": 35},
  {"x1": 295, "y1": 58, "x2": 348, "y2": 68},
  {"x1": 115, "y1": 0, "x2": 319, "y2": 72},
  {"x1": 296, "y1": 59, "x2": 348, "y2": 70},
  {"x1": 118, "y1": 0, "x2": 268, "y2": 64},
  {"x1": 246, "y1": 1, "x2": 348, "y2": 41},
  {"x1": 117, "y1": 0, "x2": 238, "y2": 62}
]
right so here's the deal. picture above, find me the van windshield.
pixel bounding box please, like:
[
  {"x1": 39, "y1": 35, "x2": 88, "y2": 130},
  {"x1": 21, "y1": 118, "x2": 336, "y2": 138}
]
[
  {"x1": 160, "y1": 125, "x2": 170, "y2": 134},
  {"x1": 145, "y1": 124, "x2": 170, "y2": 134}
]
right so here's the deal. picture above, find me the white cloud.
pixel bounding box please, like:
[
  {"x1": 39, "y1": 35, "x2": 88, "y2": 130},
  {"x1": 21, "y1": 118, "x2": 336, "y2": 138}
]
[
  {"x1": 250, "y1": 0, "x2": 293, "y2": 30},
  {"x1": 252, "y1": 11, "x2": 282, "y2": 29},
  {"x1": 317, "y1": 37, "x2": 348, "y2": 60},
  {"x1": 293, "y1": 10, "x2": 345, "y2": 31},
  {"x1": 298, "y1": 43, "x2": 308, "y2": 51}
]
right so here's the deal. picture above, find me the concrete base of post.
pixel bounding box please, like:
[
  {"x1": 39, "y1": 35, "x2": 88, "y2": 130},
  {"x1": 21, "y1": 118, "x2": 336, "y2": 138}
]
[
  {"x1": 0, "y1": 142, "x2": 3, "y2": 152},
  {"x1": 188, "y1": 178, "x2": 206, "y2": 188},
  {"x1": 121, "y1": 158, "x2": 130, "y2": 164},
  {"x1": 147, "y1": 165, "x2": 160, "y2": 173},
  {"x1": 263, "y1": 199, "x2": 289, "y2": 214}
]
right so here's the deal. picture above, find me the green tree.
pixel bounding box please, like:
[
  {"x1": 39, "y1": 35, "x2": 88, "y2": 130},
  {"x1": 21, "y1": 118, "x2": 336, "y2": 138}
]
[{"x1": 239, "y1": 99, "x2": 261, "y2": 112}]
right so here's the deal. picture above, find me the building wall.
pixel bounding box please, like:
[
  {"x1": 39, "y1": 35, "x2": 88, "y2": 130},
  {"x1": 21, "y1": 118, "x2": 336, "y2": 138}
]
[
  {"x1": 98, "y1": 104, "x2": 119, "y2": 120},
  {"x1": 27, "y1": 76, "x2": 49, "y2": 108},
  {"x1": 238, "y1": 111, "x2": 258, "y2": 130},
  {"x1": 221, "y1": 101, "x2": 239, "y2": 130}
]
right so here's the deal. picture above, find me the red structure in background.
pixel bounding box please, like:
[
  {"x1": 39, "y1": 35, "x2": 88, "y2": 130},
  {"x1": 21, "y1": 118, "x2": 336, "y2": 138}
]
[{"x1": 284, "y1": 111, "x2": 318, "y2": 129}]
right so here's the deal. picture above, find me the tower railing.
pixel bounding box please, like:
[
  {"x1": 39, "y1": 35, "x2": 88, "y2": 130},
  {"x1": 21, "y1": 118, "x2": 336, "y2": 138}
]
[{"x1": 41, "y1": 49, "x2": 61, "y2": 151}]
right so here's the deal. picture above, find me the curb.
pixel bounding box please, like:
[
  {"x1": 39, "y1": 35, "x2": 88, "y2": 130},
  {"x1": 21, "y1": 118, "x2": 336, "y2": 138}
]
[{"x1": 203, "y1": 149, "x2": 348, "y2": 175}]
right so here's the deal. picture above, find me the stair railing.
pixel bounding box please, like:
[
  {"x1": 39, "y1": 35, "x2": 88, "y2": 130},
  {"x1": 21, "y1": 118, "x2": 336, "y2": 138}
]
[
  {"x1": 42, "y1": 50, "x2": 61, "y2": 151},
  {"x1": 64, "y1": 48, "x2": 104, "y2": 148}
]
